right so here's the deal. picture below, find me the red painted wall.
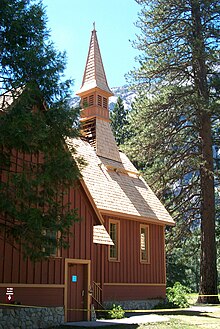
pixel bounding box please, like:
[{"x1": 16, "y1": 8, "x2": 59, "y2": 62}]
[
  {"x1": 0, "y1": 287, "x2": 64, "y2": 307},
  {"x1": 99, "y1": 215, "x2": 166, "y2": 300},
  {"x1": 103, "y1": 215, "x2": 165, "y2": 284},
  {"x1": 0, "y1": 185, "x2": 99, "y2": 285},
  {"x1": 103, "y1": 285, "x2": 166, "y2": 301},
  {"x1": 0, "y1": 150, "x2": 166, "y2": 306}
]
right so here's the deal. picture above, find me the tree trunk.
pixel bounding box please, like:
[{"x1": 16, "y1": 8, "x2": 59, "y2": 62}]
[
  {"x1": 198, "y1": 113, "x2": 219, "y2": 304},
  {"x1": 190, "y1": 0, "x2": 219, "y2": 304}
]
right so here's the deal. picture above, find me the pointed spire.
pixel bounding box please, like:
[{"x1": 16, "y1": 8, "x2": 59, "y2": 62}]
[
  {"x1": 76, "y1": 26, "x2": 113, "y2": 96},
  {"x1": 77, "y1": 26, "x2": 121, "y2": 162}
]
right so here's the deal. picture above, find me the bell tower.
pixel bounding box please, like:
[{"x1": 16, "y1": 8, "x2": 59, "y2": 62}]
[{"x1": 76, "y1": 26, "x2": 121, "y2": 162}]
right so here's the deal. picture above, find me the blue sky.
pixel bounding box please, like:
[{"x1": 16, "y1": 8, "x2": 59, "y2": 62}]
[{"x1": 43, "y1": 0, "x2": 140, "y2": 94}]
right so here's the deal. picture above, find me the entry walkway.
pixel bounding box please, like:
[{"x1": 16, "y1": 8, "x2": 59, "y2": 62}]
[
  {"x1": 65, "y1": 314, "x2": 170, "y2": 327},
  {"x1": 64, "y1": 305, "x2": 220, "y2": 327}
]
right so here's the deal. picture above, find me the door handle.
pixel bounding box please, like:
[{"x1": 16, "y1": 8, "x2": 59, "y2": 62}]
[{"x1": 81, "y1": 290, "x2": 85, "y2": 297}]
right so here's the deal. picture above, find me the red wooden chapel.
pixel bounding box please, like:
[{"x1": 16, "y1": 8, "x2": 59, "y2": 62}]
[{"x1": 0, "y1": 27, "x2": 174, "y2": 322}]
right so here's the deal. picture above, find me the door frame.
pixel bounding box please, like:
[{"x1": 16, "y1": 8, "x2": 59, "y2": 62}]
[{"x1": 64, "y1": 258, "x2": 91, "y2": 322}]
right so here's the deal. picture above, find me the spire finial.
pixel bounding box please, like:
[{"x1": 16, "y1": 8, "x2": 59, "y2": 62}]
[{"x1": 93, "y1": 22, "x2": 96, "y2": 31}]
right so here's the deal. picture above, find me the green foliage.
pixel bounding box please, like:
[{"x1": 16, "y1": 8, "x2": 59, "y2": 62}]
[
  {"x1": 0, "y1": 0, "x2": 84, "y2": 261},
  {"x1": 166, "y1": 282, "x2": 190, "y2": 309},
  {"x1": 107, "y1": 304, "x2": 125, "y2": 319},
  {"x1": 110, "y1": 97, "x2": 130, "y2": 146},
  {"x1": 125, "y1": 0, "x2": 220, "y2": 298},
  {"x1": 0, "y1": 0, "x2": 72, "y2": 104},
  {"x1": 166, "y1": 228, "x2": 200, "y2": 292},
  {"x1": 0, "y1": 88, "x2": 84, "y2": 261}
]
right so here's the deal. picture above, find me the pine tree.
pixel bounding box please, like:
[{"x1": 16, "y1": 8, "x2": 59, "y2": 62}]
[
  {"x1": 166, "y1": 228, "x2": 200, "y2": 291},
  {"x1": 110, "y1": 96, "x2": 130, "y2": 146},
  {"x1": 0, "y1": 0, "x2": 83, "y2": 261},
  {"x1": 126, "y1": 0, "x2": 220, "y2": 303}
]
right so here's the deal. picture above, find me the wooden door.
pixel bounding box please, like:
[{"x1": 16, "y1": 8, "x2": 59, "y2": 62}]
[{"x1": 67, "y1": 263, "x2": 88, "y2": 322}]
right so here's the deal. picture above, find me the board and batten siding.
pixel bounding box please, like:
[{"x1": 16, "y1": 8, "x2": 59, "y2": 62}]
[
  {"x1": 102, "y1": 215, "x2": 166, "y2": 300},
  {"x1": 0, "y1": 150, "x2": 101, "y2": 306},
  {"x1": 0, "y1": 188, "x2": 96, "y2": 284}
]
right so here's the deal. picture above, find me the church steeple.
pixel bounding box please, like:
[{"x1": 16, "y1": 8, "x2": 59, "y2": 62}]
[
  {"x1": 76, "y1": 26, "x2": 113, "y2": 121},
  {"x1": 77, "y1": 26, "x2": 112, "y2": 97},
  {"x1": 77, "y1": 26, "x2": 121, "y2": 163}
]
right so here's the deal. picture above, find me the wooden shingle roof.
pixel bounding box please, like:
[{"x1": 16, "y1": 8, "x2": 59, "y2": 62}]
[
  {"x1": 93, "y1": 225, "x2": 114, "y2": 245},
  {"x1": 76, "y1": 28, "x2": 113, "y2": 96},
  {"x1": 67, "y1": 137, "x2": 175, "y2": 226}
]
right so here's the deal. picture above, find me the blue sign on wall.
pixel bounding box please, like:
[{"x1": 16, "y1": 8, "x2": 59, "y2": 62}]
[{"x1": 72, "y1": 275, "x2": 77, "y2": 282}]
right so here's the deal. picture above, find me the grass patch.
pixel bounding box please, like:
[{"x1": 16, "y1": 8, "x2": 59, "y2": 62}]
[
  {"x1": 169, "y1": 308, "x2": 220, "y2": 329},
  {"x1": 138, "y1": 319, "x2": 201, "y2": 328}
]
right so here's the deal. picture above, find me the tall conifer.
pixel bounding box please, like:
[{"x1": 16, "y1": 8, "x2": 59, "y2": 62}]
[
  {"x1": 0, "y1": 0, "x2": 83, "y2": 260},
  {"x1": 127, "y1": 0, "x2": 220, "y2": 302},
  {"x1": 110, "y1": 96, "x2": 129, "y2": 146}
]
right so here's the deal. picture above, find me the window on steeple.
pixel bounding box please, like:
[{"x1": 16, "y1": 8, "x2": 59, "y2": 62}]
[
  {"x1": 89, "y1": 94, "x2": 94, "y2": 106},
  {"x1": 103, "y1": 97, "x2": 107, "y2": 109},
  {"x1": 98, "y1": 95, "x2": 102, "y2": 107},
  {"x1": 82, "y1": 97, "x2": 88, "y2": 107}
]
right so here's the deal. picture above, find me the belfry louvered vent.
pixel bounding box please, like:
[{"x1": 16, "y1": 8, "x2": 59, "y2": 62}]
[{"x1": 81, "y1": 118, "x2": 96, "y2": 150}]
